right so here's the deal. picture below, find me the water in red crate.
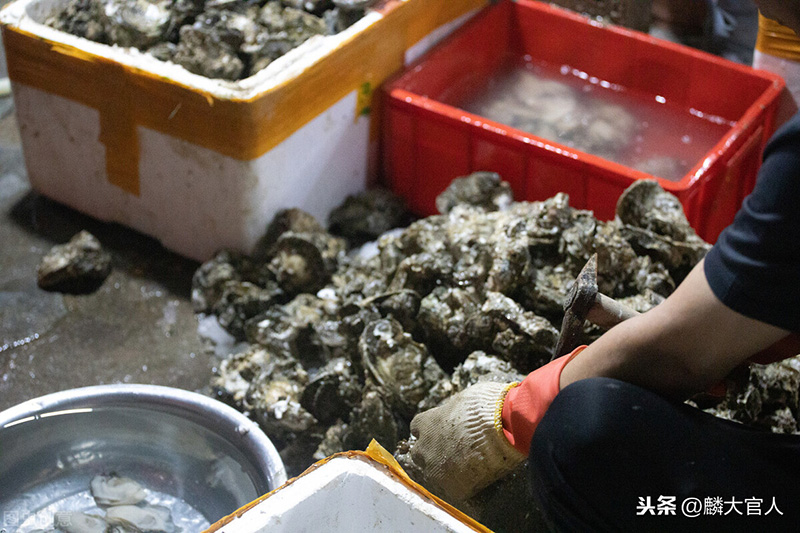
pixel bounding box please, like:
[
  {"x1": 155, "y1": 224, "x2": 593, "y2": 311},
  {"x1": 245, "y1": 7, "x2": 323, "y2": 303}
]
[{"x1": 462, "y1": 59, "x2": 735, "y2": 181}]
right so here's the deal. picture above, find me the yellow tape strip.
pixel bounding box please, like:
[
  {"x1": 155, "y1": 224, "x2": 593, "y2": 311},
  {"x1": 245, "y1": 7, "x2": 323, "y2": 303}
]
[
  {"x1": 98, "y1": 62, "x2": 140, "y2": 195},
  {"x1": 2, "y1": 0, "x2": 488, "y2": 195},
  {"x1": 756, "y1": 13, "x2": 800, "y2": 62}
]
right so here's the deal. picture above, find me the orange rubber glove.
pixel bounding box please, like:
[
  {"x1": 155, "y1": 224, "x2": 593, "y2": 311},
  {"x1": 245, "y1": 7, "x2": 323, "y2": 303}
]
[{"x1": 502, "y1": 346, "x2": 586, "y2": 455}]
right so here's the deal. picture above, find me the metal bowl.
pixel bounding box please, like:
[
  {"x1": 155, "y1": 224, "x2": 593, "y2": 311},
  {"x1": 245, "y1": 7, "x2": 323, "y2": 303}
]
[{"x1": 0, "y1": 384, "x2": 287, "y2": 532}]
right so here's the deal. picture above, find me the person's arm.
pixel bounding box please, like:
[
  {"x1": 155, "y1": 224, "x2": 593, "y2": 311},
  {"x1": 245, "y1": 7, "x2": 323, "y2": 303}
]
[
  {"x1": 560, "y1": 258, "x2": 790, "y2": 399},
  {"x1": 409, "y1": 262, "x2": 790, "y2": 503}
]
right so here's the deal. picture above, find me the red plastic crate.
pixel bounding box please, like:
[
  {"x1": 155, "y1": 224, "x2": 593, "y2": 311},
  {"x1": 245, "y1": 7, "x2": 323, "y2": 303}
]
[{"x1": 381, "y1": 0, "x2": 784, "y2": 242}]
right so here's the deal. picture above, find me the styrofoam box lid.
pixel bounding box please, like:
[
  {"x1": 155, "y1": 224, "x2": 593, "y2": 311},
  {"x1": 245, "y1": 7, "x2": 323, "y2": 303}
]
[
  {"x1": 0, "y1": 0, "x2": 384, "y2": 101},
  {"x1": 213, "y1": 456, "x2": 478, "y2": 532}
]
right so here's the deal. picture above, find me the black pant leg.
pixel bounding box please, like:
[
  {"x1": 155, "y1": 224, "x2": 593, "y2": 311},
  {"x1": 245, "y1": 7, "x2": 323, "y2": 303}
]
[{"x1": 529, "y1": 377, "x2": 800, "y2": 532}]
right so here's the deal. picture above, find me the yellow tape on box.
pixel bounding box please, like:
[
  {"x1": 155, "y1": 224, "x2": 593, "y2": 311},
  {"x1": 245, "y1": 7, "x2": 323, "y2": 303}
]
[{"x1": 756, "y1": 13, "x2": 800, "y2": 62}]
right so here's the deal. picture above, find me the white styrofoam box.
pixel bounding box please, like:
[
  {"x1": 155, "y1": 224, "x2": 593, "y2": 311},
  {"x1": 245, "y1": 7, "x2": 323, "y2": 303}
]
[
  {"x1": 13, "y1": 83, "x2": 369, "y2": 259},
  {"x1": 1, "y1": 0, "x2": 486, "y2": 261},
  {"x1": 210, "y1": 455, "x2": 482, "y2": 533}
]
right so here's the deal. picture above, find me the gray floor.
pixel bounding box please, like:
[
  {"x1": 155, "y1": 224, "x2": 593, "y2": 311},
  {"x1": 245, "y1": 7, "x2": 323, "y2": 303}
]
[{"x1": 0, "y1": 4, "x2": 212, "y2": 411}]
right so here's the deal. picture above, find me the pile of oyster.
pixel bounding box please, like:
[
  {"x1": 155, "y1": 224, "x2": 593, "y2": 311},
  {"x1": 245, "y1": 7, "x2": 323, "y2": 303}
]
[
  {"x1": 194, "y1": 173, "x2": 708, "y2": 473},
  {"x1": 193, "y1": 173, "x2": 800, "y2": 528},
  {"x1": 46, "y1": 0, "x2": 379, "y2": 80},
  {"x1": 702, "y1": 361, "x2": 800, "y2": 435}
]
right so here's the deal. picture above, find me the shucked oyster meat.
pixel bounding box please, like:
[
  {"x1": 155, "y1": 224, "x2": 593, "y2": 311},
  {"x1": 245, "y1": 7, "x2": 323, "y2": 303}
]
[
  {"x1": 54, "y1": 512, "x2": 108, "y2": 533},
  {"x1": 105, "y1": 505, "x2": 174, "y2": 533},
  {"x1": 90, "y1": 474, "x2": 147, "y2": 506}
]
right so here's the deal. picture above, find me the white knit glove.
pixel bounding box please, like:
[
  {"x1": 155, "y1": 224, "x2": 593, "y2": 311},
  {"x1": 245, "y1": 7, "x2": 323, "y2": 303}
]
[{"x1": 409, "y1": 382, "x2": 525, "y2": 503}]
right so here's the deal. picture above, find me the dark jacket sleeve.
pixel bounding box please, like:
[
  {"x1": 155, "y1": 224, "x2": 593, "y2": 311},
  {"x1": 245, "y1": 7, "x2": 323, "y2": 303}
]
[{"x1": 704, "y1": 113, "x2": 800, "y2": 333}]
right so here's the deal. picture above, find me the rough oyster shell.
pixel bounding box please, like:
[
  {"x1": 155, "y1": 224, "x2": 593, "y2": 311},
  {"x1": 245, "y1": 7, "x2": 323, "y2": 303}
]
[
  {"x1": 341, "y1": 385, "x2": 398, "y2": 451},
  {"x1": 268, "y1": 231, "x2": 345, "y2": 296},
  {"x1": 101, "y1": 0, "x2": 172, "y2": 49},
  {"x1": 359, "y1": 318, "x2": 446, "y2": 418},
  {"x1": 252, "y1": 208, "x2": 324, "y2": 262},
  {"x1": 328, "y1": 188, "x2": 412, "y2": 246},
  {"x1": 300, "y1": 357, "x2": 361, "y2": 424},
  {"x1": 435, "y1": 171, "x2": 513, "y2": 215},
  {"x1": 37, "y1": 230, "x2": 112, "y2": 294}
]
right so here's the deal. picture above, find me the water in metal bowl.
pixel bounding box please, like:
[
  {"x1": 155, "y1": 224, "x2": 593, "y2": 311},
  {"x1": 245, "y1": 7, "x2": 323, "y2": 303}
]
[{"x1": 0, "y1": 385, "x2": 287, "y2": 532}]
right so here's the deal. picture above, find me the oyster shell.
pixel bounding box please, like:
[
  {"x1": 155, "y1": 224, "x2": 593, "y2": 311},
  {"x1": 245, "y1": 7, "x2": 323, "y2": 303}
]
[
  {"x1": 47, "y1": 0, "x2": 107, "y2": 43},
  {"x1": 341, "y1": 385, "x2": 399, "y2": 451},
  {"x1": 300, "y1": 357, "x2": 362, "y2": 424},
  {"x1": 328, "y1": 188, "x2": 413, "y2": 246},
  {"x1": 245, "y1": 293, "x2": 334, "y2": 368},
  {"x1": 708, "y1": 362, "x2": 800, "y2": 434},
  {"x1": 616, "y1": 181, "x2": 710, "y2": 281},
  {"x1": 241, "y1": 352, "x2": 315, "y2": 436},
  {"x1": 435, "y1": 171, "x2": 513, "y2": 215},
  {"x1": 482, "y1": 292, "x2": 558, "y2": 372},
  {"x1": 388, "y1": 252, "x2": 454, "y2": 295},
  {"x1": 451, "y1": 351, "x2": 525, "y2": 392},
  {"x1": 146, "y1": 41, "x2": 176, "y2": 61},
  {"x1": 192, "y1": 250, "x2": 248, "y2": 314},
  {"x1": 268, "y1": 231, "x2": 345, "y2": 296},
  {"x1": 359, "y1": 318, "x2": 446, "y2": 418},
  {"x1": 332, "y1": 0, "x2": 379, "y2": 11},
  {"x1": 90, "y1": 474, "x2": 147, "y2": 506},
  {"x1": 37, "y1": 230, "x2": 112, "y2": 294},
  {"x1": 575, "y1": 102, "x2": 636, "y2": 155},
  {"x1": 616, "y1": 179, "x2": 695, "y2": 241},
  {"x1": 252, "y1": 208, "x2": 324, "y2": 262},
  {"x1": 283, "y1": 0, "x2": 334, "y2": 15},
  {"x1": 173, "y1": 15, "x2": 245, "y2": 80},
  {"x1": 213, "y1": 280, "x2": 282, "y2": 340},
  {"x1": 509, "y1": 71, "x2": 579, "y2": 125},
  {"x1": 393, "y1": 436, "x2": 426, "y2": 483},
  {"x1": 49, "y1": 0, "x2": 347, "y2": 81},
  {"x1": 197, "y1": 174, "x2": 713, "y2": 500},
  {"x1": 417, "y1": 287, "x2": 485, "y2": 367},
  {"x1": 313, "y1": 419, "x2": 347, "y2": 460},
  {"x1": 101, "y1": 0, "x2": 172, "y2": 49}
]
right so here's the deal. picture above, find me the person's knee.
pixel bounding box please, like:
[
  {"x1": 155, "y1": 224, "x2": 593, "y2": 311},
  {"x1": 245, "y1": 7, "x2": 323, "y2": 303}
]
[
  {"x1": 532, "y1": 377, "x2": 646, "y2": 457},
  {"x1": 527, "y1": 378, "x2": 647, "y2": 531},
  {"x1": 529, "y1": 376, "x2": 673, "y2": 488}
]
